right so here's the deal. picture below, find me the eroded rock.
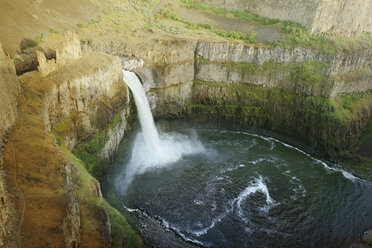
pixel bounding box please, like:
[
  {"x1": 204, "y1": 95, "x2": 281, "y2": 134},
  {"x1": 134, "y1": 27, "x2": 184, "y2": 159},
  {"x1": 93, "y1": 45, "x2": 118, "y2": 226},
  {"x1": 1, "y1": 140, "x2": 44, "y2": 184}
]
[
  {"x1": 0, "y1": 42, "x2": 20, "y2": 248},
  {"x1": 203, "y1": 0, "x2": 372, "y2": 36},
  {"x1": 56, "y1": 31, "x2": 82, "y2": 67}
]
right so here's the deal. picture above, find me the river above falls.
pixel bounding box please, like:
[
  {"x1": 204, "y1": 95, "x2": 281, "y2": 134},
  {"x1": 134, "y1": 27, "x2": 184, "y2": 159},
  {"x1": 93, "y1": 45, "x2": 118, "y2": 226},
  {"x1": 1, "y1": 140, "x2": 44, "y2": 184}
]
[{"x1": 112, "y1": 121, "x2": 372, "y2": 248}]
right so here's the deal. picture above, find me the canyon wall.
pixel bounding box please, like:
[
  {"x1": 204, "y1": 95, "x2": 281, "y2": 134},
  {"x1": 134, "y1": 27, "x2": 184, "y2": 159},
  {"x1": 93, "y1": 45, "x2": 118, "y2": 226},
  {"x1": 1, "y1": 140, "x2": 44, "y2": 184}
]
[
  {"x1": 0, "y1": 43, "x2": 20, "y2": 248},
  {"x1": 202, "y1": 0, "x2": 372, "y2": 36},
  {"x1": 0, "y1": 32, "x2": 137, "y2": 247},
  {"x1": 193, "y1": 42, "x2": 372, "y2": 155},
  {"x1": 195, "y1": 42, "x2": 372, "y2": 97},
  {"x1": 98, "y1": 37, "x2": 371, "y2": 157}
]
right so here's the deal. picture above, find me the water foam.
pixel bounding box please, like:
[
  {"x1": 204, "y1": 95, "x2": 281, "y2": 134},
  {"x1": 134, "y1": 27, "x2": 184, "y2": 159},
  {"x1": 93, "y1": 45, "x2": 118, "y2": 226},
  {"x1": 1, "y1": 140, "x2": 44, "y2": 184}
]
[
  {"x1": 282, "y1": 170, "x2": 307, "y2": 199},
  {"x1": 161, "y1": 218, "x2": 206, "y2": 246},
  {"x1": 115, "y1": 70, "x2": 207, "y2": 195},
  {"x1": 228, "y1": 130, "x2": 360, "y2": 183},
  {"x1": 234, "y1": 175, "x2": 275, "y2": 217}
]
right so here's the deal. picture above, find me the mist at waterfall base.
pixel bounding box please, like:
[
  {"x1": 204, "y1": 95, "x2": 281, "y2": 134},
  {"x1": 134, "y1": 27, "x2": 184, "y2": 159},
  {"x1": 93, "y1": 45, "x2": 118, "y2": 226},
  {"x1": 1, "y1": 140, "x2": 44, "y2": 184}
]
[
  {"x1": 114, "y1": 71, "x2": 372, "y2": 247},
  {"x1": 114, "y1": 70, "x2": 209, "y2": 195}
]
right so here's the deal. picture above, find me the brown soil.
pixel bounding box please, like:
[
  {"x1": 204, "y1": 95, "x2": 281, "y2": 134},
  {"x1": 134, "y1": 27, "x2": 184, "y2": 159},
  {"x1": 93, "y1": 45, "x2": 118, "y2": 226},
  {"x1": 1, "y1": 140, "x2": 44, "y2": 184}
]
[
  {"x1": 3, "y1": 56, "x2": 117, "y2": 247},
  {"x1": 0, "y1": 0, "x2": 111, "y2": 54},
  {"x1": 3, "y1": 83, "x2": 69, "y2": 247},
  {"x1": 176, "y1": 7, "x2": 281, "y2": 43},
  {"x1": 152, "y1": 0, "x2": 281, "y2": 43}
]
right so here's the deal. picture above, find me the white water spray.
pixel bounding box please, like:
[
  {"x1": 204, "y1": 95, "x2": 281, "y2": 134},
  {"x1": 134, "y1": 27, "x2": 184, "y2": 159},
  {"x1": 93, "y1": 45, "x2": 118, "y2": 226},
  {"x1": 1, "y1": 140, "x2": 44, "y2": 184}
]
[
  {"x1": 123, "y1": 71, "x2": 161, "y2": 150},
  {"x1": 115, "y1": 70, "x2": 207, "y2": 195}
]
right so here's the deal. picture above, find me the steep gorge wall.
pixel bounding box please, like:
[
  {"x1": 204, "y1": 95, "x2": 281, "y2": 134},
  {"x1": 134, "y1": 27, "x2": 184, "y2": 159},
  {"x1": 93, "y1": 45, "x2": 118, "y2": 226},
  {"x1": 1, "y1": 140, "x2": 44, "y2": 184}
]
[
  {"x1": 0, "y1": 32, "x2": 136, "y2": 247},
  {"x1": 193, "y1": 42, "x2": 372, "y2": 155},
  {"x1": 0, "y1": 43, "x2": 20, "y2": 248},
  {"x1": 114, "y1": 38, "x2": 371, "y2": 157},
  {"x1": 129, "y1": 39, "x2": 371, "y2": 112},
  {"x1": 195, "y1": 42, "x2": 372, "y2": 97},
  {"x1": 202, "y1": 0, "x2": 372, "y2": 36}
]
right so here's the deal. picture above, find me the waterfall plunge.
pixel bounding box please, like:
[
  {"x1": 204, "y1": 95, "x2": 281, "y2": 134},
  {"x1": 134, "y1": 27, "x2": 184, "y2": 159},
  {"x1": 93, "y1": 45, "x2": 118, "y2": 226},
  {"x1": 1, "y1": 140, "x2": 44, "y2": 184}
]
[
  {"x1": 123, "y1": 71, "x2": 161, "y2": 151},
  {"x1": 115, "y1": 70, "x2": 207, "y2": 195}
]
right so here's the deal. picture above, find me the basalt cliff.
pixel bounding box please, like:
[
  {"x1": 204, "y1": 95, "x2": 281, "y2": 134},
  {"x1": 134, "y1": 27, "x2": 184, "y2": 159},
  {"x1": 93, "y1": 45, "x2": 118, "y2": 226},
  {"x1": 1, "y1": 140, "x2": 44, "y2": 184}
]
[{"x1": 0, "y1": 0, "x2": 372, "y2": 247}]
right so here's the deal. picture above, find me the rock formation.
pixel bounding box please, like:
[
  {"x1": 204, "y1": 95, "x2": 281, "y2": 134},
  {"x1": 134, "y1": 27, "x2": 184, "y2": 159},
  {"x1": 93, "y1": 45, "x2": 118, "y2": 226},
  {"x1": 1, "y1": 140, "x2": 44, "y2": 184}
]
[
  {"x1": 0, "y1": 43, "x2": 20, "y2": 248},
  {"x1": 0, "y1": 32, "x2": 135, "y2": 247},
  {"x1": 203, "y1": 0, "x2": 372, "y2": 36}
]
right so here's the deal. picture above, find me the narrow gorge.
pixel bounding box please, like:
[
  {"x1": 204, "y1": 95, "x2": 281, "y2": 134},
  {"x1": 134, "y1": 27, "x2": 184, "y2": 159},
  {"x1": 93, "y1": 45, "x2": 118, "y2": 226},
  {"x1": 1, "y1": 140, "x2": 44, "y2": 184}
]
[{"x1": 0, "y1": 0, "x2": 372, "y2": 247}]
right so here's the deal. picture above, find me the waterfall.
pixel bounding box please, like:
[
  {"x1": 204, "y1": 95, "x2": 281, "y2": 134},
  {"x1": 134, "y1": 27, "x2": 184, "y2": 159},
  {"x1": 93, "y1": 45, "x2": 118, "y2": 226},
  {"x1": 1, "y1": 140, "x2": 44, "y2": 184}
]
[
  {"x1": 115, "y1": 70, "x2": 207, "y2": 195},
  {"x1": 123, "y1": 70, "x2": 161, "y2": 151}
]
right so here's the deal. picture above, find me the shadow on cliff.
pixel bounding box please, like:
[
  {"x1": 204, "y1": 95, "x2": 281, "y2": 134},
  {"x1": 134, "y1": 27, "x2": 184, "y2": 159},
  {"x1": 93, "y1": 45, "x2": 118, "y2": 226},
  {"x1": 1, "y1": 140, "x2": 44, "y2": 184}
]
[{"x1": 14, "y1": 38, "x2": 56, "y2": 75}]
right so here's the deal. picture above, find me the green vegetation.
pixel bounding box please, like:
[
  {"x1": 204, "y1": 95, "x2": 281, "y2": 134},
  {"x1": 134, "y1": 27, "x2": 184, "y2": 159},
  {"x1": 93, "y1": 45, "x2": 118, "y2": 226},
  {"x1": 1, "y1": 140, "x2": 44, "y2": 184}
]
[
  {"x1": 59, "y1": 143, "x2": 142, "y2": 248},
  {"x1": 35, "y1": 33, "x2": 47, "y2": 44},
  {"x1": 199, "y1": 23, "x2": 213, "y2": 29},
  {"x1": 180, "y1": 0, "x2": 280, "y2": 26},
  {"x1": 178, "y1": 0, "x2": 333, "y2": 52},
  {"x1": 331, "y1": 67, "x2": 372, "y2": 82},
  {"x1": 20, "y1": 39, "x2": 38, "y2": 52},
  {"x1": 104, "y1": 200, "x2": 143, "y2": 248},
  {"x1": 54, "y1": 115, "x2": 74, "y2": 146},
  {"x1": 277, "y1": 22, "x2": 336, "y2": 55},
  {"x1": 74, "y1": 128, "x2": 107, "y2": 174},
  {"x1": 178, "y1": 0, "x2": 372, "y2": 55},
  {"x1": 156, "y1": 6, "x2": 257, "y2": 43},
  {"x1": 339, "y1": 93, "x2": 365, "y2": 112},
  {"x1": 190, "y1": 80, "x2": 372, "y2": 153},
  {"x1": 216, "y1": 30, "x2": 256, "y2": 44},
  {"x1": 179, "y1": 0, "x2": 275, "y2": 25},
  {"x1": 334, "y1": 92, "x2": 372, "y2": 120},
  {"x1": 54, "y1": 100, "x2": 140, "y2": 248},
  {"x1": 20, "y1": 32, "x2": 54, "y2": 52},
  {"x1": 289, "y1": 61, "x2": 327, "y2": 86},
  {"x1": 201, "y1": 58, "x2": 329, "y2": 86},
  {"x1": 49, "y1": 28, "x2": 58, "y2": 34},
  {"x1": 156, "y1": 6, "x2": 186, "y2": 23},
  {"x1": 73, "y1": 112, "x2": 122, "y2": 178},
  {"x1": 338, "y1": 117, "x2": 372, "y2": 180}
]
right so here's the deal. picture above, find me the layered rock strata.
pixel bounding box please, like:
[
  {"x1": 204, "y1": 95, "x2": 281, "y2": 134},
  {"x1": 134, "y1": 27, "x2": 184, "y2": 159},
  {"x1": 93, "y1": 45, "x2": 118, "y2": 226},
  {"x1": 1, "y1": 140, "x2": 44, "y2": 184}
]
[
  {"x1": 0, "y1": 43, "x2": 20, "y2": 248},
  {"x1": 95, "y1": 37, "x2": 371, "y2": 157},
  {"x1": 202, "y1": 0, "x2": 372, "y2": 36},
  {"x1": 1, "y1": 32, "x2": 132, "y2": 247}
]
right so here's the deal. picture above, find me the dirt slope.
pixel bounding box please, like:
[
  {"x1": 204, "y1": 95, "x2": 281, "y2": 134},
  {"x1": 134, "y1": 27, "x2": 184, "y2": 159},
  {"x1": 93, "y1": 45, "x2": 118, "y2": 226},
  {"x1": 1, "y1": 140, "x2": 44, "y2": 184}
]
[{"x1": 0, "y1": 0, "x2": 111, "y2": 54}]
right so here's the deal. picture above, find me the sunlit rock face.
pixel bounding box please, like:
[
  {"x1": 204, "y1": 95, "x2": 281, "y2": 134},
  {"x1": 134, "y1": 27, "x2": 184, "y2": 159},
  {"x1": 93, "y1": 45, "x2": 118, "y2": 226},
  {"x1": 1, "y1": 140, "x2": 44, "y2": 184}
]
[
  {"x1": 0, "y1": 42, "x2": 20, "y2": 248},
  {"x1": 33, "y1": 33, "x2": 127, "y2": 151},
  {"x1": 0, "y1": 43, "x2": 19, "y2": 135},
  {"x1": 0, "y1": 32, "x2": 130, "y2": 247},
  {"x1": 202, "y1": 0, "x2": 372, "y2": 36}
]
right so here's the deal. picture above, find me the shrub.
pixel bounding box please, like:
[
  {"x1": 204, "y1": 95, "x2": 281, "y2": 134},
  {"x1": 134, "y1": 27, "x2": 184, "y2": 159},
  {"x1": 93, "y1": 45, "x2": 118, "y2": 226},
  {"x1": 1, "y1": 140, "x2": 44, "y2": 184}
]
[
  {"x1": 199, "y1": 23, "x2": 214, "y2": 29},
  {"x1": 216, "y1": 30, "x2": 257, "y2": 44},
  {"x1": 49, "y1": 28, "x2": 58, "y2": 34}
]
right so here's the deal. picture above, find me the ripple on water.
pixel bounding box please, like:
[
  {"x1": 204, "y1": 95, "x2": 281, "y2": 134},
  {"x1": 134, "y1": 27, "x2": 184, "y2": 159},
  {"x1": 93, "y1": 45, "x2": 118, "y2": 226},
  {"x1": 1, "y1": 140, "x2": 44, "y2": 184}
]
[{"x1": 115, "y1": 124, "x2": 372, "y2": 248}]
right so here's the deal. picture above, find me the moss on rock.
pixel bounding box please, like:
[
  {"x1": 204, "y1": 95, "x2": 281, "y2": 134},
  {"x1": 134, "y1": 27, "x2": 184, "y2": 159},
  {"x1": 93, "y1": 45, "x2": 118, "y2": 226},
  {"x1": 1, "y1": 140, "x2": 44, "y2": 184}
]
[
  {"x1": 190, "y1": 80, "x2": 372, "y2": 156},
  {"x1": 61, "y1": 144, "x2": 142, "y2": 248}
]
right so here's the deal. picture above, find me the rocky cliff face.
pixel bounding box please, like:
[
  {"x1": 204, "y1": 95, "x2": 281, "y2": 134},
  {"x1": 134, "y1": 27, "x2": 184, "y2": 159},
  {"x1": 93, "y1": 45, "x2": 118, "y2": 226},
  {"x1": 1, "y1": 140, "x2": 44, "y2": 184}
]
[
  {"x1": 0, "y1": 43, "x2": 20, "y2": 248},
  {"x1": 196, "y1": 42, "x2": 372, "y2": 75},
  {"x1": 193, "y1": 41, "x2": 372, "y2": 155},
  {"x1": 0, "y1": 32, "x2": 133, "y2": 247},
  {"x1": 202, "y1": 0, "x2": 372, "y2": 36},
  {"x1": 195, "y1": 41, "x2": 372, "y2": 97},
  {"x1": 0, "y1": 45, "x2": 20, "y2": 133},
  {"x1": 97, "y1": 36, "x2": 371, "y2": 157},
  {"x1": 311, "y1": 0, "x2": 372, "y2": 36},
  {"x1": 25, "y1": 33, "x2": 126, "y2": 152},
  {"x1": 116, "y1": 38, "x2": 371, "y2": 111}
]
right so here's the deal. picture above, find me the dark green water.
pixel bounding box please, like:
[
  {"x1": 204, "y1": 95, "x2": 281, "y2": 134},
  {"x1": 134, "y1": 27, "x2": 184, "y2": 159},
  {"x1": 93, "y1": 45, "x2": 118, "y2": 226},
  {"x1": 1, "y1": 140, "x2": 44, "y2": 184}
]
[{"x1": 114, "y1": 121, "x2": 372, "y2": 248}]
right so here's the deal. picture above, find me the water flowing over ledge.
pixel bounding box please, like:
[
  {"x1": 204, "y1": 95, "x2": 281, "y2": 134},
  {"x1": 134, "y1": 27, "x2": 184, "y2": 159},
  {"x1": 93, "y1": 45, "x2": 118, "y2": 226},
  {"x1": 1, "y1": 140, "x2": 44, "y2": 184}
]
[{"x1": 115, "y1": 70, "x2": 208, "y2": 195}]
